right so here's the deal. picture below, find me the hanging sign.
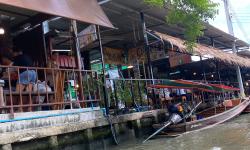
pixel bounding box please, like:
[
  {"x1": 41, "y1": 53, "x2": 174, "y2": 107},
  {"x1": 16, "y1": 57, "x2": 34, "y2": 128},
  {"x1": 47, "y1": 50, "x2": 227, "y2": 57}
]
[
  {"x1": 168, "y1": 51, "x2": 191, "y2": 68},
  {"x1": 150, "y1": 49, "x2": 167, "y2": 61},
  {"x1": 104, "y1": 47, "x2": 125, "y2": 65},
  {"x1": 78, "y1": 25, "x2": 97, "y2": 48}
]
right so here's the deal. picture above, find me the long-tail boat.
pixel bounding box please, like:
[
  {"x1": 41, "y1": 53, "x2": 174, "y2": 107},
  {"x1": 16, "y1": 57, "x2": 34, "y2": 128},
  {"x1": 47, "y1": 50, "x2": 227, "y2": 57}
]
[{"x1": 144, "y1": 80, "x2": 250, "y2": 142}]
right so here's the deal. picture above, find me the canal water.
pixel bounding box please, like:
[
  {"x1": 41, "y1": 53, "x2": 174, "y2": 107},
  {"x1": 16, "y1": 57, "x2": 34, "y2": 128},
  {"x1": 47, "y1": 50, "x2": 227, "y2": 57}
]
[{"x1": 110, "y1": 114, "x2": 250, "y2": 150}]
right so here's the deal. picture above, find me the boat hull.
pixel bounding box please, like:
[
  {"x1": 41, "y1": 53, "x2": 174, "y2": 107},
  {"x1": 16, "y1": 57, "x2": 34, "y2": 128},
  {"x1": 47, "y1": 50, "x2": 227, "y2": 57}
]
[
  {"x1": 186, "y1": 99, "x2": 250, "y2": 131},
  {"x1": 153, "y1": 99, "x2": 250, "y2": 135}
]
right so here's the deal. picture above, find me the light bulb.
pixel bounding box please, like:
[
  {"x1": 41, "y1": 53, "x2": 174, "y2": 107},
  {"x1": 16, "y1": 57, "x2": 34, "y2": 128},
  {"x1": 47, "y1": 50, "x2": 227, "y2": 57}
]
[
  {"x1": 127, "y1": 65, "x2": 134, "y2": 69},
  {"x1": 0, "y1": 27, "x2": 5, "y2": 35}
]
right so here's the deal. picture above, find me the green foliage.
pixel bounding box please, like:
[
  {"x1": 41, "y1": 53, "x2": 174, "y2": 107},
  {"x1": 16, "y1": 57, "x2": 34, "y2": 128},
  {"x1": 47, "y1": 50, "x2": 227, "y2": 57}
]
[
  {"x1": 144, "y1": 0, "x2": 218, "y2": 50},
  {"x1": 116, "y1": 80, "x2": 132, "y2": 105}
]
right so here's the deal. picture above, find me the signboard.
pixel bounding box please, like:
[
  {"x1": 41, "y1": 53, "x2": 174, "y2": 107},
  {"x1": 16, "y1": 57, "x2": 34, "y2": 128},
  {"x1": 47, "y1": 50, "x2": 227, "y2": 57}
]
[
  {"x1": 150, "y1": 50, "x2": 166, "y2": 61},
  {"x1": 168, "y1": 51, "x2": 192, "y2": 68},
  {"x1": 104, "y1": 47, "x2": 125, "y2": 65},
  {"x1": 128, "y1": 47, "x2": 145, "y2": 63},
  {"x1": 108, "y1": 69, "x2": 120, "y2": 79},
  {"x1": 78, "y1": 25, "x2": 97, "y2": 48}
]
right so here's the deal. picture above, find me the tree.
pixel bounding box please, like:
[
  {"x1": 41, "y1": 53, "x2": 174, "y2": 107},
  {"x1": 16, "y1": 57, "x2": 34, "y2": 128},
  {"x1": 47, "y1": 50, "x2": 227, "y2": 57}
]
[{"x1": 144, "y1": 0, "x2": 218, "y2": 50}]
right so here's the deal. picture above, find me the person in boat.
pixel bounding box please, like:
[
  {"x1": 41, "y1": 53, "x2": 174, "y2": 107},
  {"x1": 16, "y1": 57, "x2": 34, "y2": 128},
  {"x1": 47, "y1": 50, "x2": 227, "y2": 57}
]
[
  {"x1": 167, "y1": 101, "x2": 185, "y2": 119},
  {"x1": 176, "y1": 88, "x2": 186, "y2": 101}
]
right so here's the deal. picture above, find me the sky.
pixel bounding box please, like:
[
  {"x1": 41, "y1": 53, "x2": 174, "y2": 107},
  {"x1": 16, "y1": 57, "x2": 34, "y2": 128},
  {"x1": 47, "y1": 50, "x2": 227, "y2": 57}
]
[{"x1": 209, "y1": 0, "x2": 250, "y2": 44}]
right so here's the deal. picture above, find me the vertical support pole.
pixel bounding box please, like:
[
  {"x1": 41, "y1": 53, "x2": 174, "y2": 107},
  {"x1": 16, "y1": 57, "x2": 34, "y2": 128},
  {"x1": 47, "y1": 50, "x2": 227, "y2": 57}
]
[
  {"x1": 223, "y1": 0, "x2": 245, "y2": 98},
  {"x1": 97, "y1": 25, "x2": 109, "y2": 115},
  {"x1": 48, "y1": 136, "x2": 58, "y2": 150},
  {"x1": 72, "y1": 20, "x2": 84, "y2": 106},
  {"x1": 140, "y1": 12, "x2": 159, "y2": 108},
  {"x1": 130, "y1": 78, "x2": 136, "y2": 108},
  {"x1": 200, "y1": 56, "x2": 207, "y2": 82},
  {"x1": 83, "y1": 128, "x2": 94, "y2": 150},
  {"x1": 113, "y1": 80, "x2": 119, "y2": 114},
  {"x1": 140, "y1": 12, "x2": 154, "y2": 80},
  {"x1": 42, "y1": 21, "x2": 48, "y2": 66},
  {"x1": 72, "y1": 20, "x2": 83, "y2": 70},
  {"x1": 138, "y1": 80, "x2": 143, "y2": 106},
  {"x1": 233, "y1": 42, "x2": 245, "y2": 98},
  {"x1": 211, "y1": 37, "x2": 225, "y2": 105},
  {"x1": 7, "y1": 68, "x2": 14, "y2": 118},
  {"x1": 132, "y1": 119, "x2": 142, "y2": 138},
  {"x1": 1, "y1": 144, "x2": 12, "y2": 150}
]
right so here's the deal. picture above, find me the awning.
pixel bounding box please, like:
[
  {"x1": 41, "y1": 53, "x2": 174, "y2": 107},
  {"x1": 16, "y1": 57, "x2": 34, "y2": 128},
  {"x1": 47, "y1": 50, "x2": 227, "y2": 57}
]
[
  {"x1": 0, "y1": 0, "x2": 114, "y2": 28},
  {"x1": 148, "y1": 79, "x2": 239, "y2": 93},
  {"x1": 154, "y1": 31, "x2": 250, "y2": 67}
]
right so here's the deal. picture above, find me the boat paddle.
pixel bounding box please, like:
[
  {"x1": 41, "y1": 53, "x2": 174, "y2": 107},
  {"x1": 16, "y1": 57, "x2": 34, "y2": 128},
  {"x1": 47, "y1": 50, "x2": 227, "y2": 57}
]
[{"x1": 142, "y1": 101, "x2": 202, "y2": 143}]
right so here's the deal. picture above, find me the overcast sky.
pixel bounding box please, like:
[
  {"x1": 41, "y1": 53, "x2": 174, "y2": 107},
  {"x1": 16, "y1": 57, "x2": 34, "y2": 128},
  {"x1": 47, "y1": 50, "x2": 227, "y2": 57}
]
[{"x1": 209, "y1": 0, "x2": 250, "y2": 43}]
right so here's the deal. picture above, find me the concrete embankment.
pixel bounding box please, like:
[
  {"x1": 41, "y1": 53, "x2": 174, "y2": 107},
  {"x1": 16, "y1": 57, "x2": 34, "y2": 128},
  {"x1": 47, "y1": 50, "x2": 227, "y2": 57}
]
[{"x1": 0, "y1": 108, "x2": 166, "y2": 150}]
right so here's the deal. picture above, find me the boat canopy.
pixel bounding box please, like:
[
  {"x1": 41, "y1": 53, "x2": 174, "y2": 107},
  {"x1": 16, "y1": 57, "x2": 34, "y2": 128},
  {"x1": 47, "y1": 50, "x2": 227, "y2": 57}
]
[
  {"x1": 149, "y1": 80, "x2": 240, "y2": 93},
  {"x1": 0, "y1": 0, "x2": 114, "y2": 28}
]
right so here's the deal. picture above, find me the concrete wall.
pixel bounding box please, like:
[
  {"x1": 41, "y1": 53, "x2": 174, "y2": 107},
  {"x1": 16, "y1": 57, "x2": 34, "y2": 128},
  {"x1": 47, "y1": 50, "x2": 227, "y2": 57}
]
[
  {"x1": 0, "y1": 108, "x2": 166, "y2": 147},
  {"x1": 0, "y1": 108, "x2": 164, "y2": 145}
]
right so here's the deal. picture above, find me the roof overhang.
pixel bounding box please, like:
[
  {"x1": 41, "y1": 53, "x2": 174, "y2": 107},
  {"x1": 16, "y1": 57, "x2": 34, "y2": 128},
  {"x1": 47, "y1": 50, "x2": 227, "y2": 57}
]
[
  {"x1": 101, "y1": 0, "x2": 249, "y2": 49},
  {"x1": 0, "y1": 0, "x2": 114, "y2": 28}
]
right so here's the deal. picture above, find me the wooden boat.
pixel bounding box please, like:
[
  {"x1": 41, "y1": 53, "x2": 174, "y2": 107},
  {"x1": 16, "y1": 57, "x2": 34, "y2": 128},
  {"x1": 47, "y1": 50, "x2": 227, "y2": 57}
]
[
  {"x1": 149, "y1": 80, "x2": 250, "y2": 138},
  {"x1": 153, "y1": 99, "x2": 250, "y2": 136},
  {"x1": 243, "y1": 104, "x2": 250, "y2": 113}
]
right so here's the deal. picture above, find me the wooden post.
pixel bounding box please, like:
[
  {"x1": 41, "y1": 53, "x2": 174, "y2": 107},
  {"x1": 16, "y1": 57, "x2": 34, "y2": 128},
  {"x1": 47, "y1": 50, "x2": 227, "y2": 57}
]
[
  {"x1": 71, "y1": 20, "x2": 84, "y2": 107},
  {"x1": 1, "y1": 144, "x2": 12, "y2": 150}
]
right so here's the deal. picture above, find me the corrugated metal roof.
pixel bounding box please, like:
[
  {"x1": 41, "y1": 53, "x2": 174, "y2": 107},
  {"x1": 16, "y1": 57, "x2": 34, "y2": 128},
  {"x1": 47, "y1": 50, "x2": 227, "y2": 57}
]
[{"x1": 101, "y1": 0, "x2": 249, "y2": 49}]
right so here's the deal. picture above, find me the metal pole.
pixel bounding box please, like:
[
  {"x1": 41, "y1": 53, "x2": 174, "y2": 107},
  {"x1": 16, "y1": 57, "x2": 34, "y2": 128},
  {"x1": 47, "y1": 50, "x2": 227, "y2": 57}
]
[
  {"x1": 233, "y1": 42, "x2": 245, "y2": 98},
  {"x1": 113, "y1": 80, "x2": 119, "y2": 114},
  {"x1": 200, "y1": 56, "x2": 207, "y2": 82},
  {"x1": 140, "y1": 12, "x2": 154, "y2": 81},
  {"x1": 130, "y1": 78, "x2": 136, "y2": 108},
  {"x1": 97, "y1": 25, "x2": 110, "y2": 115},
  {"x1": 223, "y1": 0, "x2": 245, "y2": 98},
  {"x1": 140, "y1": 12, "x2": 159, "y2": 108}
]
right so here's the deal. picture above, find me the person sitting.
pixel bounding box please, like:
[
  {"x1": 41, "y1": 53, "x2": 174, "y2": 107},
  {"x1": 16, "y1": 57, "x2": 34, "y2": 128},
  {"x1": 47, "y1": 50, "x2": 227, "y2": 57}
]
[
  {"x1": 0, "y1": 52, "x2": 15, "y2": 80},
  {"x1": 12, "y1": 49, "x2": 37, "y2": 92}
]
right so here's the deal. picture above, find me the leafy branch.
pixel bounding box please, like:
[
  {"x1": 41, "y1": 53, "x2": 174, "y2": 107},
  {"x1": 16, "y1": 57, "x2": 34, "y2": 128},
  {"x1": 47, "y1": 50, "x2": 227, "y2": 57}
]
[{"x1": 144, "y1": 0, "x2": 218, "y2": 51}]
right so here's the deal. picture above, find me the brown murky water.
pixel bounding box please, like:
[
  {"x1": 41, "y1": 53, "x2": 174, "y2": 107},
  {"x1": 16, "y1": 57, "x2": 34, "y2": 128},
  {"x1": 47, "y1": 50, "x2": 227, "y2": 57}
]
[{"x1": 111, "y1": 114, "x2": 250, "y2": 150}]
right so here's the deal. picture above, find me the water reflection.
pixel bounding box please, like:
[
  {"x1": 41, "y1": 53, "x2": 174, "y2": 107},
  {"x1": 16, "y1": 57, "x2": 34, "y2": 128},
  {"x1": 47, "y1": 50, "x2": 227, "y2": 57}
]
[{"x1": 110, "y1": 114, "x2": 250, "y2": 150}]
